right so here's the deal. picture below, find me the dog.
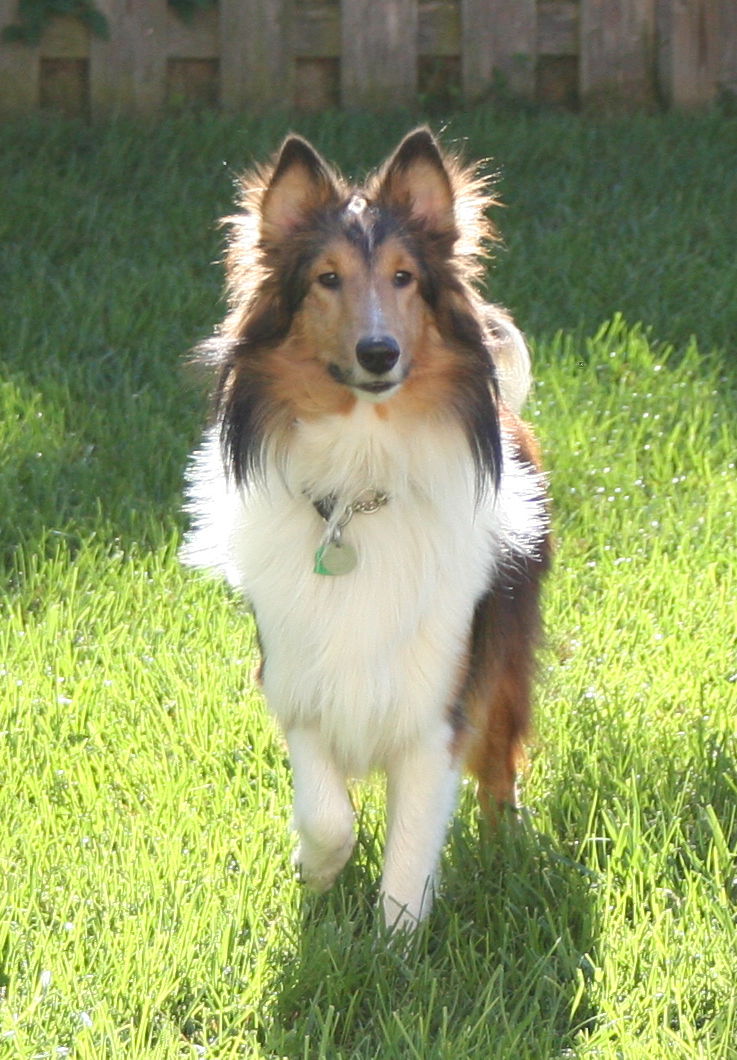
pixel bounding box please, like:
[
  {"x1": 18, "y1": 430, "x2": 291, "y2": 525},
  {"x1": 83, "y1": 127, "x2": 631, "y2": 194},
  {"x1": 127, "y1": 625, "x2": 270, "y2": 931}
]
[{"x1": 182, "y1": 128, "x2": 551, "y2": 931}]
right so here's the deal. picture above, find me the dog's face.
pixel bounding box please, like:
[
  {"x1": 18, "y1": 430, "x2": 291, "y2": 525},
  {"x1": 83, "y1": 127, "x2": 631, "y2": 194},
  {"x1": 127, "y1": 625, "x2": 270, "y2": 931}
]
[
  {"x1": 257, "y1": 131, "x2": 460, "y2": 411},
  {"x1": 298, "y1": 221, "x2": 425, "y2": 402}
]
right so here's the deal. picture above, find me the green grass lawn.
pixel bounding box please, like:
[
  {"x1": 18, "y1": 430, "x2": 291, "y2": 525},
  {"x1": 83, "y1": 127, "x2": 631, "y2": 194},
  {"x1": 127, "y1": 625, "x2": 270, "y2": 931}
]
[{"x1": 1, "y1": 105, "x2": 736, "y2": 1059}]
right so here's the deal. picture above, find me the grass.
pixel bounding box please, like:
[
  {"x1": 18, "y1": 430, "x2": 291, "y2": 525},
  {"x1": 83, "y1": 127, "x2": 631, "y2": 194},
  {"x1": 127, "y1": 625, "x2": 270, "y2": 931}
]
[{"x1": 1, "y1": 104, "x2": 736, "y2": 1058}]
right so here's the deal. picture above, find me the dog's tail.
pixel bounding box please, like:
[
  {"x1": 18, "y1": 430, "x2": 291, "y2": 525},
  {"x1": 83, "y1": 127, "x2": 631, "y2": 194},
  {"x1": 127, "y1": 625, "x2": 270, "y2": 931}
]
[{"x1": 484, "y1": 305, "x2": 532, "y2": 414}]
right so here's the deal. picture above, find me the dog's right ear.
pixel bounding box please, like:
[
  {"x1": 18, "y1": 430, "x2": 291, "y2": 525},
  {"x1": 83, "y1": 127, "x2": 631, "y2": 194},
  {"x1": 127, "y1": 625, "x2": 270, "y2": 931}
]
[{"x1": 260, "y1": 136, "x2": 340, "y2": 241}]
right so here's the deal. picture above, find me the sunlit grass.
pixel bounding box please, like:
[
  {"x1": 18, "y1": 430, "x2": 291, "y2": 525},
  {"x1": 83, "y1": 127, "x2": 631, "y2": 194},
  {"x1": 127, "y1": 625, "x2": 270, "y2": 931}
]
[{"x1": 1, "y1": 107, "x2": 735, "y2": 1058}]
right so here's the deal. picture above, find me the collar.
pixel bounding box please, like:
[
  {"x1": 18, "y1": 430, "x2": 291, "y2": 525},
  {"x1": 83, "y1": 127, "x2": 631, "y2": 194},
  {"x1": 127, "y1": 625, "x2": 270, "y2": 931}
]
[{"x1": 311, "y1": 488, "x2": 389, "y2": 526}]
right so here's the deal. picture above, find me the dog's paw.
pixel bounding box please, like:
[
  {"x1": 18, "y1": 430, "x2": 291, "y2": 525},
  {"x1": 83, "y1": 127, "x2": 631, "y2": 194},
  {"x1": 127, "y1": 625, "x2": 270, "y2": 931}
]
[{"x1": 294, "y1": 833, "x2": 355, "y2": 893}]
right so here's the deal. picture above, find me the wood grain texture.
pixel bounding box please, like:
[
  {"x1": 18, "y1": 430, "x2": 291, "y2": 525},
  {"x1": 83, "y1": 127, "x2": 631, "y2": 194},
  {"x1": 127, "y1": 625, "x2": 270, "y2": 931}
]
[
  {"x1": 341, "y1": 0, "x2": 418, "y2": 108},
  {"x1": 657, "y1": 0, "x2": 719, "y2": 107},
  {"x1": 221, "y1": 0, "x2": 294, "y2": 110},
  {"x1": 580, "y1": 0, "x2": 656, "y2": 105},
  {"x1": 90, "y1": 0, "x2": 167, "y2": 116},
  {"x1": 462, "y1": 0, "x2": 536, "y2": 100}
]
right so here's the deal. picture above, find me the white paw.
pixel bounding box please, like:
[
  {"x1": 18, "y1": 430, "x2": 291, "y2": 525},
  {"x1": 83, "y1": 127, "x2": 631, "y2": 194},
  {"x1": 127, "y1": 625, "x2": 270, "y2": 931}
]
[
  {"x1": 381, "y1": 884, "x2": 433, "y2": 933},
  {"x1": 295, "y1": 833, "x2": 355, "y2": 893}
]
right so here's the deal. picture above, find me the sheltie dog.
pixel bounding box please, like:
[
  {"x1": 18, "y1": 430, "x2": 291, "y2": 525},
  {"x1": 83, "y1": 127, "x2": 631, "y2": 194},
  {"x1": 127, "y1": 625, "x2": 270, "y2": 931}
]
[{"x1": 182, "y1": 128, "x2": 551, "y2": 931}]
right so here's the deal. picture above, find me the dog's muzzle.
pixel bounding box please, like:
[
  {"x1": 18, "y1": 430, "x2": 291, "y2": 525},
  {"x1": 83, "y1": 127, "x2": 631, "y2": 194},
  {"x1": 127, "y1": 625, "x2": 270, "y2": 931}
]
[
  {"x1": 328, "y1": 336, "x2": 406, "y2": 399},
  {"x1": 355, "y1": 336, "x2": 400, "y2": 376}
]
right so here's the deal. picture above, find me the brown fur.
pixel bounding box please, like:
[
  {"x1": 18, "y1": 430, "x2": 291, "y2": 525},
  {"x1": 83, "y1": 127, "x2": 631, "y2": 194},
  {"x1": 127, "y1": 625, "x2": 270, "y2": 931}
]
[{"x1": 461, "y1": 413, "x2": 551, "y2": 816}]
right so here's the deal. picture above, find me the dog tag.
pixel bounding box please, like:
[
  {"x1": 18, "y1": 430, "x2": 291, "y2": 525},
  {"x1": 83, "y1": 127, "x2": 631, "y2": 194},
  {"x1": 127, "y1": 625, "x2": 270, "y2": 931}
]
[{"x1": 314, "y1": 540, "x2": 357, "y2": 576}]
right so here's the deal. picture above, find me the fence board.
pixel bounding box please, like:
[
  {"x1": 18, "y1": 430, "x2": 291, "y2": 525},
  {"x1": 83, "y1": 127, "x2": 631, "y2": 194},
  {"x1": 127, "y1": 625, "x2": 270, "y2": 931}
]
[
  {"x1": 42, "y1": 14, "x2": 89, "y2": 58},
  {"x1": 657, "y1": 0, "x2": 719, "y2": 107},
  {"x1": 0, "y1": 0, "x2": 39, "y2": 111},
  {"x1": 538, "y1": 1, "x2": 578, "y2": 55},
  {"x1": 419, "y1": 1, "x2": 459, "y2": 57},
  {"x1": 462, "y1": 0, "x2": 536, "y2": 99},
  {"x1": 297, "y1": 3, "x2": 341, "y2": 58},
  {"x1": 90, "y1": 0, "x2": 168, "y2": 115},
  {"x1": 341, "y1": 0, "x2": 418, "y2": 108},
  {"x1": 580, "y1": 0, "x2": 655, "y2": 105},
  {"x1": 296, "y1": 57, "x2": 339, "y2": 109},
  {"x1": 167, "y1": 7, "x2": 218, "y2": 60},
  {"x1": 719, "y1": 0, "x2": 737, "y2": 95},
  {"x1": 218, "y1": 0, "x2": 247, "y2": 107},
  {"x1": 221, "y1": 0, "x2": 293, "y2": 109}
]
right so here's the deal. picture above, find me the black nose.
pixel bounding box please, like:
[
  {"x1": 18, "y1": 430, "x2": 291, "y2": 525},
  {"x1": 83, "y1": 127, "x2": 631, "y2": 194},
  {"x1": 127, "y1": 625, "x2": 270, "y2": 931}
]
[{"x1": 355, "y1": 336, "x2": 401, "y2": 376}]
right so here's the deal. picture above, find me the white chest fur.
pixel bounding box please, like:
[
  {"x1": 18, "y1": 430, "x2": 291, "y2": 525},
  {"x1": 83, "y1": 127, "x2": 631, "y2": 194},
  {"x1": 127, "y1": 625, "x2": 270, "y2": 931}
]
[{"x1": 183, "y1": 404, "x2": 542, "y2": 776}]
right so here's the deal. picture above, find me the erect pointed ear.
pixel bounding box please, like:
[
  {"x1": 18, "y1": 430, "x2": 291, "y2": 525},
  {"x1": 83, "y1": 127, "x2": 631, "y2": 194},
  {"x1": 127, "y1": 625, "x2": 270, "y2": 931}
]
[
  {"x1": 260, "y1": 135, "x2": 340, "y2": 241},
  {"x1": 375, "y1": 127, "x2": 455, "y2": 232}
]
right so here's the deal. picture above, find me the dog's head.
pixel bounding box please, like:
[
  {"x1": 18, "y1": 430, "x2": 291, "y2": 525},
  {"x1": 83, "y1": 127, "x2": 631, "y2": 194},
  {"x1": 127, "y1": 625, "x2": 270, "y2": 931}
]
[
  {"x1": 216, "y1": 129, "x2": 501, "y2": 491},
  {"x1": 223, "y1": 129, "x2": 496, "y2": 409}
]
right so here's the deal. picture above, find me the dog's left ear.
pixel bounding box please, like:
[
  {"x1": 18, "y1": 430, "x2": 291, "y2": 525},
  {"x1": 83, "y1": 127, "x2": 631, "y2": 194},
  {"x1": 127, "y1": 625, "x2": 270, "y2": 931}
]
[{"x1": 375, "y1": 127, "x2": 455, "y2": 233}]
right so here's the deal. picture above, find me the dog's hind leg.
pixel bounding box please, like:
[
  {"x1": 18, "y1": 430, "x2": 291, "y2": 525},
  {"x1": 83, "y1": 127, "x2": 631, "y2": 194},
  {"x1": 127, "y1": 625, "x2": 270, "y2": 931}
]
[
  {"x1": 465, "y1": 668, "x2": 530, "y2": 822},
  {"x1": 462, "y1": 547, "x2": 550, "y2": 824},
  {"x1": 287, "y1": 728, "x2": 356, "y2": 893},
  {"x1": 380, "y1": 726, "x2": 460, "y2": 931}
]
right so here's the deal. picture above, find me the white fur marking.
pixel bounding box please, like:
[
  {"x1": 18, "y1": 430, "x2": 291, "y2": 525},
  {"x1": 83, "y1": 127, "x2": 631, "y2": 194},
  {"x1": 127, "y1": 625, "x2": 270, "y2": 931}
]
[
  {"x1": 287, "y1": 727, "x2": 356, "y2": 892},
  {"x1": 381, "y1": 727, "x2": 460, "y2": 928}
]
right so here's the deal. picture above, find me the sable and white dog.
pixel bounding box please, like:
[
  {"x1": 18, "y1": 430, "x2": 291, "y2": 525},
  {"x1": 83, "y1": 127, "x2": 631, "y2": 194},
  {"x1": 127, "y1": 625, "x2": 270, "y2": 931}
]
[{"x1": 182, "y1": 128, "x2": 550, "y2": 930}]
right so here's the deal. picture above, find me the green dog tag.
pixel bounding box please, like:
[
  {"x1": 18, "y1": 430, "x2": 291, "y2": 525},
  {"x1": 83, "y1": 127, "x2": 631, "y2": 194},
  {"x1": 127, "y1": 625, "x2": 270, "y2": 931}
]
[{"x1": 314, "y1": 540, "x2": 357, "y2": 576}]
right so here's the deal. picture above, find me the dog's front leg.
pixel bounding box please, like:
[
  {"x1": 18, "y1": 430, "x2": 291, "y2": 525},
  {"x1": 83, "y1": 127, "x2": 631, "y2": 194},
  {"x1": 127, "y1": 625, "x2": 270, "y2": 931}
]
[
  {"x1": 287, "y1": 727, "x2": 356, "y2": 893},
  {"x1": 381, "y1": 727, "x2": 460, "y2": 931}
]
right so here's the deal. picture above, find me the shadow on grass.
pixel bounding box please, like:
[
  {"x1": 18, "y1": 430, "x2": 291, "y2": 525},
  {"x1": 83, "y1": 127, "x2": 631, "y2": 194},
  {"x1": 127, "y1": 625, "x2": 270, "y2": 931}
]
[
  {"x1": 0, "y1": 359, "x2": 205, "y2": 575},
  {"x1": 261, "y1": 808, "x2": 600, "y2": 1058}
]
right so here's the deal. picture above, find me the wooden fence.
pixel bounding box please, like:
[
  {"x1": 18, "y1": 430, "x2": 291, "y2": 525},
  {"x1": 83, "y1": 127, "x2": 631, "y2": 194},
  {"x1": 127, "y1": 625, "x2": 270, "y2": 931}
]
[{"x1": 1, "y1": 0, "x2": 736, "y2": 117}]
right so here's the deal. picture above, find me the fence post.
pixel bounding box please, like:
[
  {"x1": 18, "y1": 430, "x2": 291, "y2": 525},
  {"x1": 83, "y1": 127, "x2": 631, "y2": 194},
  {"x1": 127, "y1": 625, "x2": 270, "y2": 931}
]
[
  {"x1": 719, "y1": 0, "x2": 737, "y2": 96},
  {"x1": 462, "y1": 0, "x2": 536, "y2": 101},
  {"x1": 220, "y1": 0, "x2": 293, "y2": 109},
  {"x1": 0, "y1": 0, "x2": 39, "y2": 113},
  {"x1": 341, "y1": 0, "x2": 418, "y2": 108},
  {"x1": 580, "y1": 0, "x2": 656, "y2": 106},
  {"x1": 657, "y1": 0, "x2": 720, "y2": 107},
  {"x1": 90, "y1": 0, "x2": 168, "y2": 116}
]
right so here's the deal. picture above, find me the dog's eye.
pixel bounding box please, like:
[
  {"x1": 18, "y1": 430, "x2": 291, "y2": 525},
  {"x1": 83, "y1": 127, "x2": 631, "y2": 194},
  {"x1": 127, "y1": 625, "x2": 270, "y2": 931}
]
[
  {"x1": 392, "y1": 270, "x2": 413, "y2": 288},
  {"x1": 317, "y1": 272, "x2": 340, "y2": 289}
]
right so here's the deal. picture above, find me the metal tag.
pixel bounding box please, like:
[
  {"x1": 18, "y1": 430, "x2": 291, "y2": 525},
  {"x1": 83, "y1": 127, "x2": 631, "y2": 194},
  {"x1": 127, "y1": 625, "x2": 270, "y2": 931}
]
[{"x1": 314, "y1": 540, "x2": 358, "y2": 576}]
